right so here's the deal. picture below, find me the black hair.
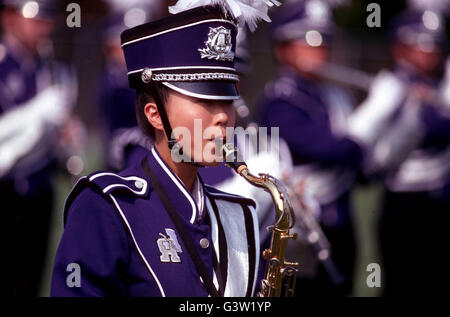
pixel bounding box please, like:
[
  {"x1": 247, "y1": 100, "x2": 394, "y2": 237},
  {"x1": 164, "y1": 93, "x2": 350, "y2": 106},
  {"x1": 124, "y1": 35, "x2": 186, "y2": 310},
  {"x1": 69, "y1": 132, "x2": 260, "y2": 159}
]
[{"x1": 134, "y1": 84, "x2": 170, "y2": 139}]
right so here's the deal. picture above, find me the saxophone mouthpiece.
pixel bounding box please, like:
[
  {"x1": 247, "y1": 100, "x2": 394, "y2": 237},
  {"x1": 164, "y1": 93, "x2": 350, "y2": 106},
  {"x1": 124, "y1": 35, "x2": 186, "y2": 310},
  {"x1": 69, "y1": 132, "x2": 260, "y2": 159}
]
[{"x1": 221, "y1": 143, "x2": 247, "y2": 174}]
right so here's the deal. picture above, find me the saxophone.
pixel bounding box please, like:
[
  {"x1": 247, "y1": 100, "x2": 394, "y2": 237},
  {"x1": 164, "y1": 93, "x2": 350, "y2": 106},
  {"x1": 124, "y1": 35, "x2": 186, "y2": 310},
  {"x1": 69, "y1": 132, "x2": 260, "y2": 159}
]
[{"x1": 222, "y1": 143, "x2": 299, "y2": 297}]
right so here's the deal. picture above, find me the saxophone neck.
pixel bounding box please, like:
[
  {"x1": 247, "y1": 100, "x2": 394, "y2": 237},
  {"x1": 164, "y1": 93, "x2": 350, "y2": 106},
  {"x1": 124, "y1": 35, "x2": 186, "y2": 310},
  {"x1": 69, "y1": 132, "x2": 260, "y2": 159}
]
[
  {"x1": 240, "y1": 169, "x2": 292, "y2": 232},
  {"x1": 221, "y1": 143, "x2": 294, "y2": 231}
]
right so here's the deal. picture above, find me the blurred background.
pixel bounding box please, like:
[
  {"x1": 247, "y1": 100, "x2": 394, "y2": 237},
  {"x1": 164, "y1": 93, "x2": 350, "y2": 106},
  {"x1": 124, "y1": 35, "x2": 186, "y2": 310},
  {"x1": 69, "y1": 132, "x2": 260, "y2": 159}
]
[{"x1": 1, "y1": 0, "x2": 448, "y2": 297}]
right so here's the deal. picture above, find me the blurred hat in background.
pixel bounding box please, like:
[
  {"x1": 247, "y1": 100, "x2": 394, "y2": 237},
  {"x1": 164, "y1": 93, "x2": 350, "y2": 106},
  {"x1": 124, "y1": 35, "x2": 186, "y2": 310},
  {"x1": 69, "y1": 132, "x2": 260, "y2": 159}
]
[
  {"x1": 235, "y1": 26, "x2": 250, "y2": 75},
  {"x1": 271, "y1": 0, "x2": 336, "y2": 46},
  {"x1": 101, "y1": 0, "x2": 164, "y2": 43},
  {"x1": 389, "y1": 0, "x2": 449, "y2": 52},
  {"x1": 0, "y1": 0, "x2": 59, "y2": 20}
]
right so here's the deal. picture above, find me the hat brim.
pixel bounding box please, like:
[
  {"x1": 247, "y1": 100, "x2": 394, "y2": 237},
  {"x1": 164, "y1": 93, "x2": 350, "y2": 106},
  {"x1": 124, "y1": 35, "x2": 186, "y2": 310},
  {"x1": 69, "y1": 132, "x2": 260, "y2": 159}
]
[{"x1": 161, "y1": 81, "x2": 239, "y2": 101}]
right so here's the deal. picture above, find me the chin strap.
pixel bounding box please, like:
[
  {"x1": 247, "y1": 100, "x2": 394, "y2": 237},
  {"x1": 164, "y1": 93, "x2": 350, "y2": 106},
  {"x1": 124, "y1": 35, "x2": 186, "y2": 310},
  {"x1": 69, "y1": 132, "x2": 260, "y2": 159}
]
[{"x1": 142, "y1": 68, "x2": 203, "y2": 167}]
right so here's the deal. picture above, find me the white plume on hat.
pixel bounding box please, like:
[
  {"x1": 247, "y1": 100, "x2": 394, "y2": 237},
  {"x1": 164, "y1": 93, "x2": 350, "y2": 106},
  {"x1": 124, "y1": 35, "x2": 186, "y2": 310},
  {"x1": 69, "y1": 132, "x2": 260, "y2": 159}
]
[{"x1": 169, "y1": 0, "x2": 281, "y2": 31}]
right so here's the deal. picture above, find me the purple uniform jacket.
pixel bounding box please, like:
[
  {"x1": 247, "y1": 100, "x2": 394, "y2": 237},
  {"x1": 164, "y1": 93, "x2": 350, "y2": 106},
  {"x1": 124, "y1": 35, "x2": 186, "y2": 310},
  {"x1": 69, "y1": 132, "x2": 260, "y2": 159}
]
[
  {"x1": 258, "y1": 69, "x2": 362, "y2": 230},
  {"x1": 51, "y1": 147, "x2": 261, "y2": 297},
  {"x1": 259, "y1": 69, "x2": 362, "y2": 168}
]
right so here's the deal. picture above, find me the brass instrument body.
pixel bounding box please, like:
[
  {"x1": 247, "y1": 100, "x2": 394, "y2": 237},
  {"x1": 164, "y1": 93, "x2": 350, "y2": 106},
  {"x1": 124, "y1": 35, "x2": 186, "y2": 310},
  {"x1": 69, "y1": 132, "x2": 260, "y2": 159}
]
[{"x1": 236, "y1": 166, "x2": 298, "y2": 297}]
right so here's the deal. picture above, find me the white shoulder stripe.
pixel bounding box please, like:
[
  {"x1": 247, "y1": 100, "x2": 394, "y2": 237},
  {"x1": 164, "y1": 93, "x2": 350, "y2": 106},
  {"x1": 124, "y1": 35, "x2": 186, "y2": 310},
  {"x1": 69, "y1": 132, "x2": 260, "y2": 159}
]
[{"x1": 89, "y1": 172, "x2": 147, "y2": 195}]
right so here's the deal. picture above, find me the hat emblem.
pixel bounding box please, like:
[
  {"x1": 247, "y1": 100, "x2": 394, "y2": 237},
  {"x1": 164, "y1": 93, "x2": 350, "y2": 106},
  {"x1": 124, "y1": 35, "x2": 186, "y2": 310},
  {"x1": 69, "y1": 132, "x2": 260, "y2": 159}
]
[{"x1": 199, "y1": 26, "x2": 234, "y2": 62}]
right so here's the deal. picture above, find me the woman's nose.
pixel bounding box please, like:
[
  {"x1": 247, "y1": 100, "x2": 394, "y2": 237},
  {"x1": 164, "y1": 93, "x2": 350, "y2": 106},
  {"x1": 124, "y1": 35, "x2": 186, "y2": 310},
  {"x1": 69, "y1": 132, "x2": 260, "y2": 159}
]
[
  {"x1": 214, "y1": 111, "x2": 229, "y2": 127},
  {"x1": 212, "y1": 102, "x2": 232, "y2": 127}
]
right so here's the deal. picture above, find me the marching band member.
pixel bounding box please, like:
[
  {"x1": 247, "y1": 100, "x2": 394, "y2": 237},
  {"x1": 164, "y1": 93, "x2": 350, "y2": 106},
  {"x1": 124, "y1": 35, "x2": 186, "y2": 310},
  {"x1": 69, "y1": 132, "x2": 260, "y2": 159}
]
[
  {"x1": 372, "y1": 7, "x2": 450, "y2": 296},
  {"x1": 51, "y1": 0, "x2": 280, "y2": 297},
  {"x1": 95, "y1": 0, "x2": 165, "y2": 169},
  {"x1": 0, "y1": 0, "x2": 77, "y2": 296},
  {"x1": 258, "y1": 0, "x2": 362, "y2": 296},
  {"x1": 344, "y1": 0, "x2": 450, "y2": 295}
]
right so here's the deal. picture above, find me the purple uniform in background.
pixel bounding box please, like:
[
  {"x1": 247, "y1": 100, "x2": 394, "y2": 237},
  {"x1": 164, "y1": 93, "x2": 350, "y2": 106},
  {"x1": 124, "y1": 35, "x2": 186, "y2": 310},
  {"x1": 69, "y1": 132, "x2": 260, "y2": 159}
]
[
  {"x1": 259, "y1": 66, "x2": 362, "y2": 296},
  {"x1": 376, "y1": 63, "x2": 450, "y2": 296}
]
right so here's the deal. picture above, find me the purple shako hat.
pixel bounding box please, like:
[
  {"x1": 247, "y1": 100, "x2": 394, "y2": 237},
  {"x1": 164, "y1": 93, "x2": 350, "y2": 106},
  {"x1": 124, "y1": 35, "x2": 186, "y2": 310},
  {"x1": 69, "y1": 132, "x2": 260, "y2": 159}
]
[{"x1": 121, "y1": 5, "x2": 240, "y2": 100}]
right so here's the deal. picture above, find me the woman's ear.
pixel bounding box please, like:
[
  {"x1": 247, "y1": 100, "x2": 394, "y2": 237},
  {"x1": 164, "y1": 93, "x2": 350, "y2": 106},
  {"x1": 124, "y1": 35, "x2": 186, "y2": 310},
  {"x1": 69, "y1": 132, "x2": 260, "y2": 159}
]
[{"x1": 144, "y1": 102, "x2": 164, "y2": 132}]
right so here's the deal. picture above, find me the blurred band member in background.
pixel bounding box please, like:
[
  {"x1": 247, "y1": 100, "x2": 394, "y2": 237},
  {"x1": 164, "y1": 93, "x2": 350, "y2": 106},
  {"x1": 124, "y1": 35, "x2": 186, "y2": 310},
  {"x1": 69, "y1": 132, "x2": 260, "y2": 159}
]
[
  {"x1": 0, "y1": 0, "x2": 78, "y2": 296},
  {"x1": 371, "y1": 6, "x2": 450, "y2": 296},
  {"x1": 96, "y1": 0, "x2": 166, "y2": 170},
  {"x1": 258, "y1": 0, "x2": 362, "y2": 296}
]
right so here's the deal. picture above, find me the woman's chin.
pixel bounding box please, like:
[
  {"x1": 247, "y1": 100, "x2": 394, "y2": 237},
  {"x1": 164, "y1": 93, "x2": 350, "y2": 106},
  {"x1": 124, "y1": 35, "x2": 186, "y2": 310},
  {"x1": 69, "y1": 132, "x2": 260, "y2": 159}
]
[{"x1": 199, "y1": 159, "x2": 223, "y2": 167}]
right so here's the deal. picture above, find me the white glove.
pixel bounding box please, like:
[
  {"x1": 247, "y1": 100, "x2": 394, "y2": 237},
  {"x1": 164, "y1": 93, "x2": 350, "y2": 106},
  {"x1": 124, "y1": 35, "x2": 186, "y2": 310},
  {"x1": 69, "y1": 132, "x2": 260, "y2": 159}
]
[
  {"x1": 0, "y1": 84, "x2": 69, "y2": 138},
  {"x1": 33, "y1": 84, "x2": 71, "y2": 125},
  {"x1": 0, "y1": 84, "x2": 70, "y2": 177},
  {"x1": 347, "y1": 70, "x2": 406, "y2": 147}
]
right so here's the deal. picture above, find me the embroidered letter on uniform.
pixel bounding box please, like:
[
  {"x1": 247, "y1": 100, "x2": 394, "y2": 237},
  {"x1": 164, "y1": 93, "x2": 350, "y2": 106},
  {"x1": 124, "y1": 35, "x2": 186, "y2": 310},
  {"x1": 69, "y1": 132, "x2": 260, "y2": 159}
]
[{"x1": 157, "y1": 228, "x2": 182, "y2": 263}]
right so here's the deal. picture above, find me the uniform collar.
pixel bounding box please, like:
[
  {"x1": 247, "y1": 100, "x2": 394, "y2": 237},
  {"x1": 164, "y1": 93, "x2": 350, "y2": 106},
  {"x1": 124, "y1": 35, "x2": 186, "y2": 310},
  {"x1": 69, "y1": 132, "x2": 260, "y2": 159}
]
[
  {"x1": 191, "y1": 176, "x2": 205, "y2": 221},
  {"x1": 145, "y1": 146, "x2": 201, "y2": 224}
]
